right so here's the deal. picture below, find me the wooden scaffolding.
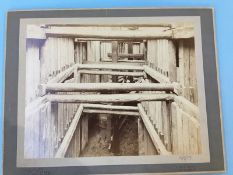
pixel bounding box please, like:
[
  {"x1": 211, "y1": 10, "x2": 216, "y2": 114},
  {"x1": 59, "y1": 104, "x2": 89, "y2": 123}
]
[{"x1": 24, "y1": 24, "x2": 201, "y2": 158}]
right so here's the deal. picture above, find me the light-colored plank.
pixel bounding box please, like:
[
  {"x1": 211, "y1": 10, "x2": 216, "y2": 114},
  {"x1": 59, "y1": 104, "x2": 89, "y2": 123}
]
[
  {"x1": 83, "y1": 109, "x2": 140, "y2": 116},
  {"x1": 45, "y1": 26, "x2": 172, "y2": 39},
  {"x1": 25, "y1": 97, "x2": 48, "y2": 115},
  {"x1": 137, "y1": 103, "x2": 171, "y2": 155},
  {"x1": 46, "y1": 93, "x2": 174, "y2": 103},
  {"x1": 108, "y1": 53, "x2": 144, "y2": 59},
  {"x1": 48, "y1": 64, "x2": 78, "y2": 83},
  {"x1": 79, "y1": 70, "x2": 144, "y2": 77},
  {"x1": 172, "y1": 27, "x2": 194, "y2": 39},
  {"x1": 143, "y1": 65, "x2": 170, "y2": 83},
  {"x1": 77, "y1": 63, "x2": 144, "y2": 71},
  {"x1": 55, "y1": 104, "x2": 83, "y2": 158},
  {"x1": 39, "y1": 83, "x2": 177, "y2": 94},
  {"x1": 83, "y1": 103, "x2": 138, "y2": 111},
  {"x1": 174, "y1": 96, "x2": 199, "y2": 119}
]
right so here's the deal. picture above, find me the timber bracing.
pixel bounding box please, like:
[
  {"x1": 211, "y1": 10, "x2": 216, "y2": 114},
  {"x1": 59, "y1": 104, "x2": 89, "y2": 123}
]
[{"x1": 25, "y1": 26, "x2": 201, "y2": 158}]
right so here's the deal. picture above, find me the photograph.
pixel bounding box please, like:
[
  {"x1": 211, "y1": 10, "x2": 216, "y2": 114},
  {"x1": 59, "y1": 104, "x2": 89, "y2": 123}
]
[
  {"x1": 21, "y1": 17, "x2": 209, "y2": 161},
  {"x1": 2, "y1": 8, "x2": 226, "y2": 175}
]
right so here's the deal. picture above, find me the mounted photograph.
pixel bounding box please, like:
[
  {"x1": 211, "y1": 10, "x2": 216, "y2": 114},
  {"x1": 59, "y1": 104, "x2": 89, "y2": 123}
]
[
  {"x1": 3, "y1": 9, "x2": 225, "y2": 175},
  {"x1": 19, "y1": 17, "x2": 210, "y2": 163}
]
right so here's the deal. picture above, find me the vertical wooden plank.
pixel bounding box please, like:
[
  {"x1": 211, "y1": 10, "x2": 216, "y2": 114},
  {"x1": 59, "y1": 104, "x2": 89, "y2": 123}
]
[
  {"x1": 183, "y1": 40, "x2": 190, "y2": 100},
  {"x1": 197, "y1": 126, "x2": 202, "y2": 154},
  {"x1": 171, "y1": 102, "x2": 178, "y2": 154},
  {"x1": 138, "y1": 118, "x2": 145, "y2": 155},
  {"x1": 189, "y1": 38, "x2": 198, "y2": 105},
  {"x1": 182, "y1": 112, "x2": 189, "y2": 155},
  {"x1": 177, "y1": 106, "x2": 184, "y2": 155},
  {"x1": 178, "y1": 40, "x2": 184, "y2": 86},
  {"x1": 168, "y1": 40, "x2": 177, "y2": 82},
  {"x1": 81, "y1": 115, "x2": 88, "y2": 151},
  {"x1": 163, "y1": 101, "x2": 172, "y2": 151}
]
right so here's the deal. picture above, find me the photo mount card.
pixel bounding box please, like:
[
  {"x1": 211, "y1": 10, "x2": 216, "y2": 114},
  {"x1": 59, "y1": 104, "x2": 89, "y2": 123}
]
[{"x1": 3, "y1": 8, "x2": 225, "y2": 175}]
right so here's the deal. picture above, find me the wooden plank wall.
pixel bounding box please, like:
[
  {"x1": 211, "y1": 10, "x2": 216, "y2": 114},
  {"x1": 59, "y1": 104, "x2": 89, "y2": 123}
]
[
  {"x1": 170, "y1": 102, "x2": 201, "y2": 155},
  {"x1": 40, "y1": 37, "x2": 75, "y2": 83},
  {"x1": 139, "y1": 39, "x2": 176, "y2": 155},
  {"x1": 25, "y1": 37, "x2": 76, "y2": 158},
  {"x1": 170, "y1": 38, "x2": 201, "y2": 155},
  {"x1": 177, "y1": 38, "x2": 198, "y2": 105},
  {"x1": 66, "y1": 41, "x2": 102, "y2": 157},
  {"x1": 140, "y1": 38, "x2": 201, "y2": 155},
  {"x1": 100, "y1": 41, "x2": 112, "y2": 61},
  {"x1": 26, "y1": 39, "x2": 41, "y2": 105}
]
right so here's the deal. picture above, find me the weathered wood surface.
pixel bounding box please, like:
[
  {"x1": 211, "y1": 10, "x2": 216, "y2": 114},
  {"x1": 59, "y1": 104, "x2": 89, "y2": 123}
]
[
  {"x1": 103, "y1": 59, "x2": 145, "y2": 64},
  {"x1": 76, "y1": 38, "x2": 144, "y2": 42},
  {"x1": 77, "y1": 63, "x2": 144, "y2": 71},
  {"x1": 55, "y1": 104, "x2": 83, "y2": 158},
  {"x1": 172, "y1": 26, "x2": 194, "y2": 39},
  {"x1": 83, "y1": 109, "x2": 140, "y2": 116},
  {"x1": 170, "y1": 102, "x2": 200, "y2": 155},
  {"x1": 108, "y1": 53, "x2": 144, "y2": 59},
  {"x1": 79, "y1": 70, "x2": 144, "y2": 77},
  {"x1": 26, "y1": 39, "x2": 41, "y2": 105},
  {"x1": 48, "y1": 64, "x2": 77, "y2": 83},
  {"x1": 46, "y1": 24, "x2": 172, "y2": 27},
  {"x1": 174, "y1": 96, "x2": 199, "y2": 118},
  {"x1": 39, "y1": 83, "x2": 177, "y2": 94},
  {"x1": 83, "y1": 103, "x2": 138, "y2": 111},
  {"x1": 137, "y1": 103, "x2": 171, "y2": 155},
  {"x1": 45, "y1": 27, "x2": 172, "y2": 39},
  {"x1": 177, "y1": 39, "x2": 198, "y2": 105},
  {"x1": 144, "y1": 65, "x2": 170, "y2": 83},
  {"x1": 84, "y1": 60, "x2": 145, "y2": 66},
  {"x1": 25, "y1": 96, "x2": 47, "y2": 115},
  {"x1": 46, "y1": 93, "x2": 174, "y2": 103}
]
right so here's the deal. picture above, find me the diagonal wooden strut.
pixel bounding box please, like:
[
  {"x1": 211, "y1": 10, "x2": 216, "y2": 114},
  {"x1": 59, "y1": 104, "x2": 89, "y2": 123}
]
[
  {"x1": 55, "y1": 104, "x2": 83, "y2": 158},
  {"x1": 137, "y1": 103, "x2": 171, "y2": 155}
]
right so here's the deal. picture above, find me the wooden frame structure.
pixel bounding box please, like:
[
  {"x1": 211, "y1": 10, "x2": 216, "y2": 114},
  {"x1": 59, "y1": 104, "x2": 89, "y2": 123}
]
[
  {"x1": 24, "y1": 24, "x2": 201, "y2": 159},
  {"x1": 55, "y1": 103, "x2": 172, "y2": 158}
]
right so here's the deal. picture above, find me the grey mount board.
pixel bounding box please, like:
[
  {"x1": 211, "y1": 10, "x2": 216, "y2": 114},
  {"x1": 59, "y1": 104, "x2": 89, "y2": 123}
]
[{"x1": 3, "y1": 8, "x2": 225, "y2": 175}]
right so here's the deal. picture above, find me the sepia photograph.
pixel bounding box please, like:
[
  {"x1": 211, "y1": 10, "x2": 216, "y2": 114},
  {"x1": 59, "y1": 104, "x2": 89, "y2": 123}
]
[
  {"x1": 17, "y1": 16, "x2": 211, "y2": 167},
  {"x1": 2, "y1": 8, "x2": 226, "y2": 175}
]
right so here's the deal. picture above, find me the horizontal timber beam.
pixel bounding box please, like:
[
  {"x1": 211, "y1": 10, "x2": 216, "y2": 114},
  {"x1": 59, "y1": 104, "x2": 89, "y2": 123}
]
[
  {"x1": 108, "y1": 53, "x2": 144, "y2": 59},
  {"x1": 46, "y1": 93, "x2": 174, "y2": 103},
  {"x1": 39, "y1": 83, "x2": 177, "y2": 95},
  {"x1": 55, "y1": 104, "x2": 83, "y2": 158},
  {"x1": 45, "y1": 24, "x2": 172, "y2": 27},
  {"x1": 79, "y1": 70, "x2": 144, "y2": 77},
  {"x1": 83, "y1": 60, "x2": 145, "y2": 66},
  {"x1": 75, "y1": 38, "x2": 144, "y2": 42},
  {"x1": 48, "y1": 64, "x2": 77, "y2": 83},
  {"x1": 83, "y1": 109, "x2": 140, "y2": 116},
  {"x1": 172, "y1": 26, "x2": 194, "y2": 39},
  {"x1": 77, "y1": 63, "x2": 144, "y2": 71},
  {"x1": 83, "y1": 103, "x2": 138, "y2": 111},
  {"x1": 143, "y1": 65, "x2": 170, "y2": 83},
  {"x1": 102, "y1": 59, "x2": 145, "y2": 64},
  {"x1": 45, "y1": 27, "x2": 172, "y2": 39},
  {"x1": 137, "y1": 103, "x2": 171, "y2": 155}
]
